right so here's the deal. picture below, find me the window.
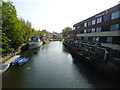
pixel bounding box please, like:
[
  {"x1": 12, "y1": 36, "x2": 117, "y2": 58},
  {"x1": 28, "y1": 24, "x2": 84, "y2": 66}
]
[
  {"x1": 102, "y1": 26, "x2": 110, "y2": 31},
  {"x1": 88, "y1": 21, "x2": 91, "y2": 26},
  {"x1": 107, "y1": 36, "x2": 112, "y2": 43},
  {"x1": 77, "y1": 26, "x2": 80, "y2": 29},
  {"x1": 87, "y1": 29, "x2": 91, "y2": 33},
  {"x1": 93, "y1": 37, "x2": 96, "y2": 42},
  {"x1": 75, "y1": 26, "x2": 77, "y2": 29},
  {"x1": 73, "y1": 27, "x2": 75, "y2": 30},
  {"x1": 103, "y1": 14, "x2": 110, "y2": 22},
  {"x1": 92, "y1": 19, "x2": 96, "y2": 25},
  {"x1": 80, "y1": 23, "x2": 84, "y2": 27},
  {"x1": 100, "y1": 37, "x2": 107, "y2": 43},
  {"x1": 91, "y1": 28, "x2": 95, "y2": 32},
  {"x1": 84, "y1": 37, "x2": 88, "y2": 41},
  {"x1": 84, "y1": 30, "x2": 87, "y2": 33},
  {"x1": 81, "y1": 37, "x2": 84, "y2": 40},
  {"x1": 111, "y1": 24, "x2": 119, "y2": 31},
  {"x1": 84, "y1": 23, "x2": 87, "y2": 27},
  {"x1": 97, "y1": 17, "x2": 102, "y2": 23},
  {"x1": 80, "y1": 30, "x2": 84, "y2": 33},
  {"x1": 96, "y1": 37, "x2": 99, "y2": 42},
  {"x1": 88, "y1": 37, "x2": 93, "y2": 41},
  {"x1": 113, "y1": 36, "x2": 120, "y2": 45},
  {"x1": 96, "y1": 27, "x2": 101, "y2": 32},
  {"x1": 111, "y1": 10, "x2": 120, "y2": 20}
]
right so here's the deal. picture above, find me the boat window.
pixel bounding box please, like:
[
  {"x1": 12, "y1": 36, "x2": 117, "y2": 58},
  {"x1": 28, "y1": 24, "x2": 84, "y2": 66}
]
[{"x1": 31, "y1": 37, "x2": 38, "y2": 42}]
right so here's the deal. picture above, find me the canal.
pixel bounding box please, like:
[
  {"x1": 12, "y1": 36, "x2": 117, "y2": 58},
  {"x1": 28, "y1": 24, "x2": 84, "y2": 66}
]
[{"x1": 2, "y1": 41, "x2": 119, "y2": 88}]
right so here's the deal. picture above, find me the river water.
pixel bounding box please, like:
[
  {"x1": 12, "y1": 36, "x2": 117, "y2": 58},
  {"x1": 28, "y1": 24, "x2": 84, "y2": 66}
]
[{"x1": 2, "y1": 41, "x2": 119, "y2": 88}]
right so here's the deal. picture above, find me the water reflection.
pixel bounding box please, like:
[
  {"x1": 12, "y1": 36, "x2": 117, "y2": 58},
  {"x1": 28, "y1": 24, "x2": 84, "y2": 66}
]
[{"x1": 72, "y1": 57, "x2": 119, "y2": 88}]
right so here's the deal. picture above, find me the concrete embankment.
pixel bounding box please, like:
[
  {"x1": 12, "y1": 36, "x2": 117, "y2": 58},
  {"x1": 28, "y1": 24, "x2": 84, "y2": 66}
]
[
  {"x1": 0, "y1": 43, "x2": 28, "y2": 64},
  {"x1": 4, "y1": 55, "x2": 20, "y2": 65}
]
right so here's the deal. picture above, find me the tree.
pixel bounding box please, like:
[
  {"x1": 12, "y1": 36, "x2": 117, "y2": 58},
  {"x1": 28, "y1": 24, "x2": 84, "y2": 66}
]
[
  {"x1": 2, "y1": 1, "x2": 25, "y2": 50},
  {"x1": 62, "y1": 27, "x2": 72, "y2": 37},
  {"x1": 2, "y1": 0, "x2": 37, "y2": 54},
  {"x1": 19, "y1": 17, "x2": 35, "y2": 42}
]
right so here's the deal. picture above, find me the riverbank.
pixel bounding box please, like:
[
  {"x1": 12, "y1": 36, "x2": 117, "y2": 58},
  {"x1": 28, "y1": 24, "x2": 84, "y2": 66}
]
[
  {"x1": 63, "y1": 40, "x2": 120, "y2": 84},
  {"x1": 3, "y1": 55, "x2": 20, "y2": 65},
  {"x1": 0, "y1": 43, "x2": 28, "y2": 64}
]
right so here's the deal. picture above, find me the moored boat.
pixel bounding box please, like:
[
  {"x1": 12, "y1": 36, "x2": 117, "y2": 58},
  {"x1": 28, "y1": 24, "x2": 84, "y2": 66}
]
[
  {"x1": 0, "y1": 64, "x2": 10, "y2": 74},
  {"x1": 11, "y1": 57, "x2": 29, "y2": 66},
  {"x1": 29, "y1": 36, "x2": 43, "y2": 49},
  {"x1": 18, "y1": 58, "x2": 29, "y2": 65},
  {"x1": 11, "y1": 57, "x2": 22, "y2": 66}
]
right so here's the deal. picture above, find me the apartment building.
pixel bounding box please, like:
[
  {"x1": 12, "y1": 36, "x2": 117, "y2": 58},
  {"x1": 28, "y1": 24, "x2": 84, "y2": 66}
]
[{"x1": 73, "y1": 4, "x2": 120, "y2": 63}]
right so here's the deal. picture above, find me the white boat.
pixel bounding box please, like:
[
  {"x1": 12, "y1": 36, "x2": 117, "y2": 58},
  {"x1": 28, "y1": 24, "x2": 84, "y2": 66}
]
[
  {"x1": 0, "y1": 64, "x2": 10, "y2": 74},
  {"x1": 29, "y1": 36, "x2": 43, "y2": 49}
]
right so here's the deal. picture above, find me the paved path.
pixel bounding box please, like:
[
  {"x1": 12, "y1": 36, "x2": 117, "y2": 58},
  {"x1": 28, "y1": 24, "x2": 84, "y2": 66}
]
[{"x1": 4, "y1": 55, "x2": 20, "y2": 64}]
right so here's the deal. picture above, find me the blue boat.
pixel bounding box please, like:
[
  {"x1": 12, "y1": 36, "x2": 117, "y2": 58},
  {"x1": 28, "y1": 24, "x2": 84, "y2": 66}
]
[
  {"x1": 18, "y1": 58, "x2": 29, "y2": 65},
  {"x1": 11, "y1": 57, "x2": 22, "y2": 66},
  {"x1": 11, "y1": 57, "x2": 29, "y2": 66}
]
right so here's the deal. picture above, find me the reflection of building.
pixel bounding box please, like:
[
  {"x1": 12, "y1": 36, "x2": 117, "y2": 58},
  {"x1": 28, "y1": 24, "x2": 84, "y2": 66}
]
[{"x1": 71, "y1": 4, "x2": 120, "y2": 63}]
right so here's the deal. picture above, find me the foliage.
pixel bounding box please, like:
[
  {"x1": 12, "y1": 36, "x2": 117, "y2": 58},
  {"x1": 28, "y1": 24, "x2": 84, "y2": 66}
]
[
  {"x1": 2, "y1": 32, "x2": 14, "y2": 53},
  {"x1": 19, "y1": 17, "x2": 35, "y2": 41},
  {"x1": 36, "y1": 30, "x2": 51, "y2": 39},
  {"x1": 2, "y1": 1, "x2": 36, "y2": 54},
  {"x1": 62, "y1": 27, "x2": 72, "y2": 37},
  {"x1": 2, "y1": 1, "x2": 25, "y2": 48}
]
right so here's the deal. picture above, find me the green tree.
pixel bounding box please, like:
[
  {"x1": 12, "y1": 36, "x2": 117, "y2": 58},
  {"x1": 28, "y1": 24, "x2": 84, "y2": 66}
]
[
  {"x1": 36, "y1": 30, "x2": 51, "y2": 39},
  {"x1": 2, "y1": 1, "x2": 25, "y2": 50},
  {"x1": 62, "y1": 27, "x2": 72, "y2": 37},
  {"x1": 19, "y1": 17, "x2": 35, "y2": 42}
]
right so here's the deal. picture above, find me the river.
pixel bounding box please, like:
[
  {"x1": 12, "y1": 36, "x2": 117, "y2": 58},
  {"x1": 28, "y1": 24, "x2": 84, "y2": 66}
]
[{"x1": 2, "y1": 41, "x2": 119, "y2": 88}]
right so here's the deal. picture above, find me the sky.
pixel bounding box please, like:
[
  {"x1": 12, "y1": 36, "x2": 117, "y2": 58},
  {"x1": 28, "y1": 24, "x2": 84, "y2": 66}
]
[{"x1": 10, "y1": 0, "x2": 119, "y2": 33}]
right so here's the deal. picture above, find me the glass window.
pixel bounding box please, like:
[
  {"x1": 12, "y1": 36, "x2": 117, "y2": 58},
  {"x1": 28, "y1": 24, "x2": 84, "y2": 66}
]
[
  {"x1": 107, "y1": 36, "x2": 112, "y2": 43},
  {"x1": 100, "y1": 37, "x2": 107, "y2": 43},
  {"x1": 97, "y1": 17, "x2": 102, "y2": 23},
  {"x1": 103, "y1": 14, "x2": 110, "y2": 22},
  {"x1": 88, "y1": 37, "x2": 93, "y2": 41},
  {"x1": 91, "y1": 28, "x2": 95, "y2": 32},
  {"x1": 111, "y1": 24, "x2": 119, "y2": 31},
  {"x1": 96, "y1": 27, "x2": 101, "y2": 32},
  {"x1": 113, "y1": 36, "x2": 120, "y2": 45},
  {"x1": 111, "y1": 10, "x2": 120, "y2": 20},
  {"x1": 80, "y1": 23, "x2": 84, "y2": 27},
  {"x1": 77, "y1": 26, "x2": 80, "y2": 29},
  {"x1": 96, "y1": 37, "x2": 99, "y2": 42},
  {"x1": 92, "y1": 19, "x2": 96, "y2": 25},
  {"x1": 84, "y1": 37, "x2": 88, "y2": 41},
  {"x1": 73, "y1": 27, "x2": 75, "y2": 30},
  {"x1": 84, "y1": 22, "x2": 87, "y2": 27},
  {"x1": 87, "y1": 29, "x2": 91, "y2": 33},
  {"x1": 80, "y1": 30, "x2": 84, "y2": 33},
  {"x1": 93, "y1": 37, "x2": 96, "y2": 42},
  {"x1": 84, "y1": 30, "x2": 87, "y2": 33},
  {"x1": 88, "y1": 21, "x2": 91, "y2": 26},
  {"x1": 75, "y1": 26, "x2": 77, "y2": 29},
  {"x1": 102, "y1": 26, "x2": 110, "y2": 31}
]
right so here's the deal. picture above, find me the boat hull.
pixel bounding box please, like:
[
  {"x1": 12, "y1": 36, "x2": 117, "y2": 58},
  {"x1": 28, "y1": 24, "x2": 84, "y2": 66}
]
[{"x1": 29, "y1": 42, "x2": 42, "y2": 49}]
